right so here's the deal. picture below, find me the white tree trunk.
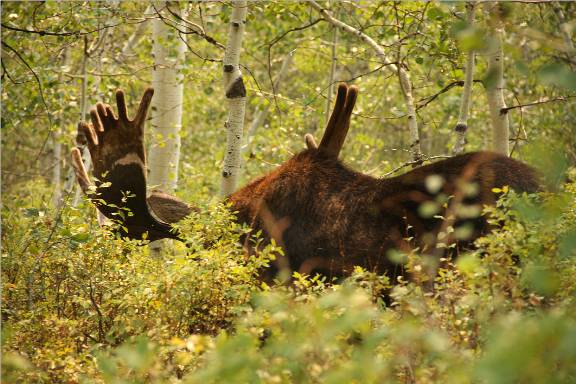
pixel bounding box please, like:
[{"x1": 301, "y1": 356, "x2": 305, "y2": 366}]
[
  {"x1": 220, "y1": 0, "x2": 248, "y2": 196},
  {"x1": 148, "y1": 2, "x2": 186, "y2": 193},
  {"x1": 325, "y1": 7, "x2": 339, "y2": 124},
  {"x1": 453, "y1": 2, "x2": 476, "y2": 155},
  {"x1": 51, "y1": 125, "x2": 62, "y2": 207},
  {"x1": 147, "y1": 2, "x2": 186, "y2": 254},
  {"x1": 73, "y1": 33, "x2": 109, "y2": 207},
  {"x1": 61, "y1": 37, "x2": 90, "y2": 210},
  {"x1": 310, "y1": 1, "x2": 422, "y2": 162},
  {"x1": 485, "y1": 20, "x2": 509, "y2": 155},
  {"x1": 51, "y1": 48, "x2": 70, "y2": 208},
  {"x1": 398, "y1": 68, "x2": 422, "y2": 162}
]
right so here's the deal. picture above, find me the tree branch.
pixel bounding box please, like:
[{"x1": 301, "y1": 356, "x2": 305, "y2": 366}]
[
  {"x1": 2, "y1": 41, "x2": 53, "y2": 160},
  {"x1": 153, "y1": 3, "x2": 225, "y2": 49},
  {"x1": 417, "y1": 79, "x2": 483, "y2": 110},
  {"x1": 500, "y1": 95, "x2": 575, "y2": 114},
  {"x1": 1, "y1": 21, "x2": 127, "y2": 37},
  {"x1": 309, "y1": 0, "x2": 422, "y2": 162},
  {"x1": 382, "y1": 155, "x2": 452, "y2": 177},
  {"x1": 265, "y1": 18, "x2": 323, "y2": 48}
]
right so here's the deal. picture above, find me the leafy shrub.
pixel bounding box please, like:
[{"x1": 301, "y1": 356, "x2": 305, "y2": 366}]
[{"x1": 3, "y1": 175, "x2": 576, "y2": 383}]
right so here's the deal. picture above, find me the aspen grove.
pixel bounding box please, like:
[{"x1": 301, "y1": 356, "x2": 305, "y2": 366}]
[{"x1": 2, "y1": 2, "x2": 576, "y2": 383}]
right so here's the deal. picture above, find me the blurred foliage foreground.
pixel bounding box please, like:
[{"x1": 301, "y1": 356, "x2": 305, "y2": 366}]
[{"x1": 2, "y1": 166, "x2": 576, "y2": 384}]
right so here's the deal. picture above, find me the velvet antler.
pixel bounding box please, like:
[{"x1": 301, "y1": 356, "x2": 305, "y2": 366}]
[
  {"x1": 72, "y1": 88, "x2": 193, "y2": 241},
  {"x1": 306, "y1": 83, "x2": 358, "y2": 158}
]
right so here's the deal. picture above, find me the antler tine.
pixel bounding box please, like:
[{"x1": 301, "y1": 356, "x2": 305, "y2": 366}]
[
  {"x1": 319, "y1": 84, "x2": 358, "y2": 158},
  {"x1": 319, "y1": 84, "x2": 348, "y2": 152},
  {"x1": 134, "y1": 87, "x2": 154, "y2": 128},
  {"x1": 71, "y1": 147, "x2": 92, "y2": 193},
  {"x1": 115, "y1": 90, "x2": 129, "y2": 123},
  {"x1": 304, "y1": 133, "x2": 318, "y2": 150},
  {"x1": 331, "y1": 85, "x2": 358, "y2": 155}
]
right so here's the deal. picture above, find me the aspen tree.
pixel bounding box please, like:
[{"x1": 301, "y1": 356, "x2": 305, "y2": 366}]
[
  {"x1": 221, "y1": 0, "x2": 248, "y2": 196},
  {"x1": 485, "y1": 3, "x2": 509, "y2": 155},
  {"x1": 148, "y1": 2, "x2": 186, "y2": 194},
  {"x1": 325, "y1": 2, "x2": 339, "y2": 125},
  {"x1": 148, "y1": 1, "x2": 187, "y2": 254},
  {"x1": 51, "y1": 48, "x2": 70, "y2": 208},
  {"x1": 453, "y1": 2, "x2": 476, "y2": 154}
]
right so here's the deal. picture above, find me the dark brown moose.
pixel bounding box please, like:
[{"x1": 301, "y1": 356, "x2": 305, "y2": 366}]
[{"x1": 72, "y1": 84, "x2": 539, "y2": 282}]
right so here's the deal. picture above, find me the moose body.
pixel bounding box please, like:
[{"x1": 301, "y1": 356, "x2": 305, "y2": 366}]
[
  {"x1": 72, "y1": 84, "x2": 539, "y2": 282},
  {"x1": 229, "y1": 148, "x2": 538, "y2": 279}
]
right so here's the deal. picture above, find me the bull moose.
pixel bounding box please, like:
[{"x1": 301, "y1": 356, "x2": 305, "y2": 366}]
[{"x1": 71, "y1": 84, "x2": 539, "y2": 282}]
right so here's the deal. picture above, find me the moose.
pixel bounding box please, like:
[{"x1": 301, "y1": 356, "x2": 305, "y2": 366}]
[{"x1": 71, "y1": 84, "x2": 539, "y2": 282}]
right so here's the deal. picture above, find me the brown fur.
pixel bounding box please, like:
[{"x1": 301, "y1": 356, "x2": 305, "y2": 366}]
[{"x1": 229, "y1": 149, "x2": 539, "y2": 280}]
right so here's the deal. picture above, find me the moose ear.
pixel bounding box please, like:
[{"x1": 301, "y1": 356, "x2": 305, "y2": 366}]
[{"x1": 318, "y1": 83, "x2": 358, "y2": 158}]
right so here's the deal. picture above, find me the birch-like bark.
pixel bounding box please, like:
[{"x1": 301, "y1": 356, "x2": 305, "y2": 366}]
[
  {"x1": 52, "y1": 121, "x2": 62, "y2": 206},
  {"x1": 147, "y1": 2, "x2": 187, "y2": 254},
  {"x1": 148, "y1": 2, "x2": 186, "y2": 193},
  {"x1": 325, "y1": 6, "x2": 339, "y2": 124},
  {"x1": 61, "y1": 37, "x2": 90, "y2": 210},
  {"x1": 117, "y1": 5, "x2": 153, "y2": 60},
  {"x1": 220, "y1": 0, "x2": 248, "y2": 196},
  {"x1": 310, "y1": 1, "x2": 422, "y2": 162},
  {"x1": 453, "y1": 2, "x2": 476, "y2": 155},
  {"x1": 51, "y1": 48, "x2": 71, "y2": 208},
  {"x1": 245, "y1": 50, "x2": 294, "y2": 151},
  {"x1": 485, "y1": 4, "x2": 509, "y2": 155}
]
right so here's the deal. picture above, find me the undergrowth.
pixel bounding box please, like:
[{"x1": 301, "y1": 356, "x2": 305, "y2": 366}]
[{"x1": 2, "y1": 173, "x2": 576, "y2": 383}]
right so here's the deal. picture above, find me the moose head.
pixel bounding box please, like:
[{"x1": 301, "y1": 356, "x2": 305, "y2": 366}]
[{"x1": 72, "y1": 84, "x2": 539, "y2": 282}]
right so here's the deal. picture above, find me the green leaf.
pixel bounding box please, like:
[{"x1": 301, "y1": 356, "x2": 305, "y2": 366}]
[
  {"x1": 537, "y1": 63, "x2": 576, "y2": 90},
  {"x1": 522, "y1": 263, "x2": 560, "y2": 296},
  {"x1": 427, "y1": 6, "x2": 446, "y2": 20},
  {"x1": 71, "y1": 233, "x2": 90, "y2": 243}
]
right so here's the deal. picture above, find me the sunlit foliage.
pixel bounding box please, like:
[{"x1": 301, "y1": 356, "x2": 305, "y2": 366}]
[{"x1": 2, "y1": 1, "x2": 576, "y2": 383}]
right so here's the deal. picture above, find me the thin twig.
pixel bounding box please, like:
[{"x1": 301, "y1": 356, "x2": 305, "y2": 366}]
[
  {"x1": 177, "y1": 31, "x2": 222, "y2": 63},
  {"x1": 1, "y1": 21, "x2": 128, "y2": 37},
  {"x1": 500, "y1": 95, "x2": 575, "y2": 114},
  {"x1": 89, "y1": 282, "x2": 105, "y2": 342},
  {"x1": 417, "y1": 80, "x2": 484, "y2": 110},
  {"x1": 153, "y1": 3, "x2": 224, "y2": 49},
  {"x1": 2, "y1": 41, "x2": 53, "y2": 162},
  {"x1": 304, "y1": 62, "x2": 393, "y2": 107},
  {"x1": 265, "y1": 18, "x2": 323, "y2": 48},
  {"x1": 382, "y1": 155, "x2": 452, "y2": 177}
]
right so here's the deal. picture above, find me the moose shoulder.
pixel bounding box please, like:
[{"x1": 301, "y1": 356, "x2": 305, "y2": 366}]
[{"x1": 72, "y1": 84, "x2": 539, "y2": 282}]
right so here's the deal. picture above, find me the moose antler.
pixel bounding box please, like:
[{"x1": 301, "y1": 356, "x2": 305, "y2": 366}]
[
  {"x1": 71, "y1": 88, "x2": 193, "y2": 241},
  {"x1": 306, "y1": 83, "x2": 358, "y2": 158}
]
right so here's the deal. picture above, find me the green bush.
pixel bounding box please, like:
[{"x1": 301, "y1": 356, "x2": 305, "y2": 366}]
[{"x1": 3, "y1": 173, "x2": 576, "y2": 383}]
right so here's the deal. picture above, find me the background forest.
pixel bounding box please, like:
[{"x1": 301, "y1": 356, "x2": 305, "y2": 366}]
[{"x1": 2, "y1": 1, "x2": 576, "y2": 383}]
